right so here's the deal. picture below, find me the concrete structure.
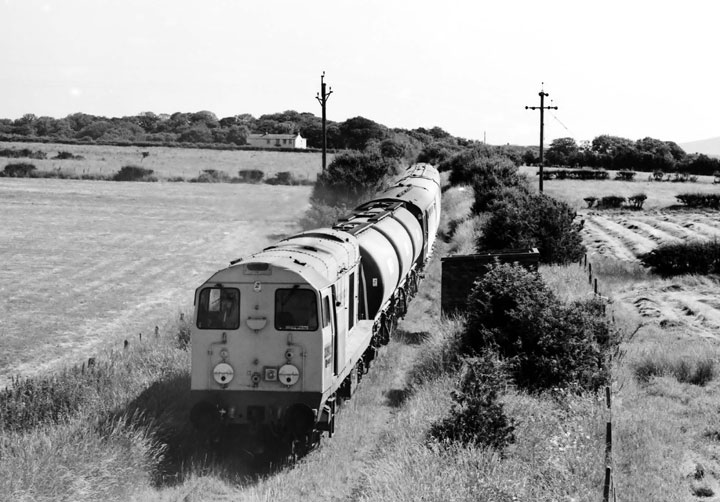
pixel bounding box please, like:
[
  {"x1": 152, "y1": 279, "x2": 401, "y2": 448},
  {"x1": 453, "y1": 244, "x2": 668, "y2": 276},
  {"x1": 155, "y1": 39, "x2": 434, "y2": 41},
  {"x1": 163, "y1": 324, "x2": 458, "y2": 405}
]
[{"x1": 441, "y1": 248, "x2": 540, "y2": 315}]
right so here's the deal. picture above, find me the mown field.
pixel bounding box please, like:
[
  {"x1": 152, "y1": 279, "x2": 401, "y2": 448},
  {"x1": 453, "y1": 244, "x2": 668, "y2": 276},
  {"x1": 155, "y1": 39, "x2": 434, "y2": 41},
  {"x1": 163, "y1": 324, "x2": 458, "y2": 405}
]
[
  {"x1": 0, "y1": 140, "x2": 329, "y2": 181},
  {"x1": 527, "y1": 170, "x2": 720, "y2": 500},
  {"x1": 0, "y1": 176, "x2": 311, "y2": 387}
]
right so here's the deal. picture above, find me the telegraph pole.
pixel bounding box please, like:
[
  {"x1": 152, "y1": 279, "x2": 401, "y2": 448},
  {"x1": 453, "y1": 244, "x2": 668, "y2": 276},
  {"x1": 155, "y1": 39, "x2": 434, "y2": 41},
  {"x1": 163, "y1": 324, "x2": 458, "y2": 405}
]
[
  {"x1": 316, "y1": 72, "x2": 333, "y2": 171},
  {"x1": 525, "y1": 84, "x2": 557, "y2": 192}
]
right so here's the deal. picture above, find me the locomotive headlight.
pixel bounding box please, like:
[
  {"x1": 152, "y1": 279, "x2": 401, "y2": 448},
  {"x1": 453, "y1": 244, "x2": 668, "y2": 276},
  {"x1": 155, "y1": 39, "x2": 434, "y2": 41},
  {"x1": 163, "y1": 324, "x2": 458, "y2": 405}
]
[
  {"x1": 213, "y1": 362, "x2": 234, "y2": 385},
  {"x1": 278, "y1": 364, "x2": 300, "y2": 386}
]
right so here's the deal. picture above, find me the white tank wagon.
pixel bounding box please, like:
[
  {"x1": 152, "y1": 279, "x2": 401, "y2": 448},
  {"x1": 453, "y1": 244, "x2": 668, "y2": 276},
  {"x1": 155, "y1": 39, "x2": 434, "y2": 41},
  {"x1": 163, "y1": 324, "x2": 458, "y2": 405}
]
[{"x1": 188, "y1": 164, "x2": 441, "y2": 456}]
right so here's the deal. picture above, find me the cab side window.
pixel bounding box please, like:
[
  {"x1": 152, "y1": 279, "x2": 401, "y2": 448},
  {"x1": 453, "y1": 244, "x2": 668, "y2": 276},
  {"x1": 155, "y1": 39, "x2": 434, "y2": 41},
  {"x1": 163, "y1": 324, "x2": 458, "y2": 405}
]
[
  {"x1": 197, "y1": 288, "x2": 240, "y2": 330},
  {"x1": 275, "y1": 288, "x2": 318, "y2": 331}
]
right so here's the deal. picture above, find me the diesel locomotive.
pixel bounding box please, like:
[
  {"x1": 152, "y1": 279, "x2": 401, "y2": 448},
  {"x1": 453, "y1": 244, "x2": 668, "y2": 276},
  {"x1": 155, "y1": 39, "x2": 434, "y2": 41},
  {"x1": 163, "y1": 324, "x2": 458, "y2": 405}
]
[{"x1": 189, "y1": 163, "x2": 441, "y2": 453}]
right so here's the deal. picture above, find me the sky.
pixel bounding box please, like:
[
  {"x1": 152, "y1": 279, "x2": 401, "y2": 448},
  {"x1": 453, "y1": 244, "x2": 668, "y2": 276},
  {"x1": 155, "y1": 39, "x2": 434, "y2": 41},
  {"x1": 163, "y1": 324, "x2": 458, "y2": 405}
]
[{"x1": 0, "y1": 0, "x2": 718, "y2": 146}]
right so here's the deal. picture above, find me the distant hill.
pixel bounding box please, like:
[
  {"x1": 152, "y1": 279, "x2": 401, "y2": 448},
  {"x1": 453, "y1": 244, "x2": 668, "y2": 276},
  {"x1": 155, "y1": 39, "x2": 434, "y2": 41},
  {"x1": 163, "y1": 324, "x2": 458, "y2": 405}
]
[{"x1": 680, "y1": 136, "x2": 720, "y2": 157}]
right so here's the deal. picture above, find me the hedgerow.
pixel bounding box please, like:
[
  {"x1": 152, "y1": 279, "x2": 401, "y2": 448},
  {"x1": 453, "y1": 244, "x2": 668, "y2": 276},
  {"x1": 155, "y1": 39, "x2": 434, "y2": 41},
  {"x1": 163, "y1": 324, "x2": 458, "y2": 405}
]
[
  {"x1": 640, "y1": 240, "x2": 720, "y2": 275},
  {"x1": 675, "y1": 193, "x2": 720, "y2": 209},
  {"x1": 539, "y1": 168, "x2": 611, "y2": 180},
  {"x1": 0, "y1": 148, "x2": 46, "y2": 159}
]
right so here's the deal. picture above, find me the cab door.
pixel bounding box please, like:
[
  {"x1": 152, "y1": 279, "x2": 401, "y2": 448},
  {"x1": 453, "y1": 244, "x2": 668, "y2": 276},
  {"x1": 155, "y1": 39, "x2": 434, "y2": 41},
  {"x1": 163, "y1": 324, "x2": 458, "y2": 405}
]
[
  {"x1": 332, "y1": 282, "x2": 347, "y2": 376},
  {"x1": 321, "y1": 292, "x2": 335, "y2": 382}
]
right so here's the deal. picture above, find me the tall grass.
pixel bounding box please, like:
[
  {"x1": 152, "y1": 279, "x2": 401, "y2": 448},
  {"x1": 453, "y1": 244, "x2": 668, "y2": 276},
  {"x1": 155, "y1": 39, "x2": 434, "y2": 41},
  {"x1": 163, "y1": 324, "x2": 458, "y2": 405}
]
[
  {"x1": 0, "y1": 317, "x2": 196, "y2": 501},
  {"x1": 633, "y1": 351, "x2": 716, "y2": 386}
]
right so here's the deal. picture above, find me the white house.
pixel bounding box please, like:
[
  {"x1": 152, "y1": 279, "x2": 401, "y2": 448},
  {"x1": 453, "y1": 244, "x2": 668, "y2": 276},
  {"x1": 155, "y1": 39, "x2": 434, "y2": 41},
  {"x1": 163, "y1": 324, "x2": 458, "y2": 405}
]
[{"x1": 246, "y1": 132, "x2": 307, "y2": 149}]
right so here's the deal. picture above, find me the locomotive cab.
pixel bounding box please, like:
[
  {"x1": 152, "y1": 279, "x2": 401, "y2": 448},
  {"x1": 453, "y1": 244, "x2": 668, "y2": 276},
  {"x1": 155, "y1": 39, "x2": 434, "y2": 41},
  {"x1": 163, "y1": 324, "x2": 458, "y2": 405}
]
[{"x1": 189, "y1": 229, "x2": 369, "y2": 438}]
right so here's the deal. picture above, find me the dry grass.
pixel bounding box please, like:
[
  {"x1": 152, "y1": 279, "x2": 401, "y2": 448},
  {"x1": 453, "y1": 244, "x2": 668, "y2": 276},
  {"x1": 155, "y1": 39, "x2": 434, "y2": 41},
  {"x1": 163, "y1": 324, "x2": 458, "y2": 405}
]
[
  {"x1": 0, "y1": 176, "x2": 310, "y2": 386},
  {"x1": 0, "y1": 140, "x2": 328, "y2": 182}
]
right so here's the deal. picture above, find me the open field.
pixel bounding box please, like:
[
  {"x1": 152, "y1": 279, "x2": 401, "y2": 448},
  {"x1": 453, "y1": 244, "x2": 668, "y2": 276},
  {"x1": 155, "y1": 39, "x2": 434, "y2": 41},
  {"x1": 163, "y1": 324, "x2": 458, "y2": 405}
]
[
  {"x1": 581, "y1": 209, "x2": 720, "y2": 262},
  {"x1": 519, "y1": 165, "x2": 720, "y2": 210},
  {"x1": 530, "y1": 172, "x2": 720, "y2": 499},
  {"x1": 0, "y1": 177, "x2": 311, "y2": 386},
  {"x1": 0, "y1": 141, "x2": 330, "y2": 181}
]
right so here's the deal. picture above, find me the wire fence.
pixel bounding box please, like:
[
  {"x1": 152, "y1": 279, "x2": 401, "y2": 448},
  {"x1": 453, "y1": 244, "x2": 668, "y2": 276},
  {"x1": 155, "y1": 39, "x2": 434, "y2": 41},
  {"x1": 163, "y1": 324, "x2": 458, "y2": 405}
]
[{"x1": 581, "y1": 253, "x2": 617, "y2": 502}]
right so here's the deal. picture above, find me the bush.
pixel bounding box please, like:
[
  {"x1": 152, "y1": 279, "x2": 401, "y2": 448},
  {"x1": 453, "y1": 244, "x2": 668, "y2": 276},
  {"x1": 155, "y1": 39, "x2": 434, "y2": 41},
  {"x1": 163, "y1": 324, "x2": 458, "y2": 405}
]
[
  {"x1": 478, "y1": 192, "x2": 585, "y2": 264},
  {"x1": 428, "y1": 354, "x2": 515, "y2": 450},
  {"x1": 190, "y1": 169, "x2": 229, "y2": 183},
  {"x1": 237, "y1": 169, "x2": 264, "y2": 183},
  {"x1": 469, "y1": 157, "x2": 529, "y2": 214},
  {"x1": 416, "y1": 141, "x2": 456, "y2": 166},
  {"x1": 113, "y1": 165, "x2": 156, "y2": 182},
  {"x1": 177, "y1": 317, "x2": 192, "y2": 349},
  {"x1": 53, "y1": 151, "x2": 84, "y2": 160},
  {"x1": 598, "y1": 195, "x2": 626, "y2": 209},
  {"x1": 2, "y1": 162, "x2": 36, "y2": 177},
  {"x1": 584, "y1": 196, "x2": 597, "y2": 208},
  {"x1": 628, "y1": 193, "x2": 647, "y2": 209},
  {"x1": 464, "y1": 263, "x2": 613, "y2": 392},
  {"x1": 311, "y1": 151, "x2": 399, "y2": 208},
  {"x1": 615, "y1": 170, "x2": 636, "y2": 181},
  {"x1": 265, "y1": 171, "x2": 312, "y2": 186},
  {"x1": 640, "y1": 240, "x2": 720, "y2": 275}
]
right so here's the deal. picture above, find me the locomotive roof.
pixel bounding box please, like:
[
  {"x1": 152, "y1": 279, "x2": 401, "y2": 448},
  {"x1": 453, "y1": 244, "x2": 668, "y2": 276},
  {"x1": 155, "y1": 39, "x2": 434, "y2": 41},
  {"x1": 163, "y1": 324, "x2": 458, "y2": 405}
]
[{"x1": 207, "y1": 228, "x2": 360, "y2": 290}]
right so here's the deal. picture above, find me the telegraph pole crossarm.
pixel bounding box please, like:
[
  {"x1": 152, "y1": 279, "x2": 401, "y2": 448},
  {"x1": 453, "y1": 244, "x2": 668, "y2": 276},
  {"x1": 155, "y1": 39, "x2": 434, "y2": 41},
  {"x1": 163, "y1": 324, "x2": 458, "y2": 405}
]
[
  {"x1": 316, "y1": 71, "x2": 333, "y2": 172},
  {"x1": 525, "y1": 85, "x2": 558, "y2": 192}
]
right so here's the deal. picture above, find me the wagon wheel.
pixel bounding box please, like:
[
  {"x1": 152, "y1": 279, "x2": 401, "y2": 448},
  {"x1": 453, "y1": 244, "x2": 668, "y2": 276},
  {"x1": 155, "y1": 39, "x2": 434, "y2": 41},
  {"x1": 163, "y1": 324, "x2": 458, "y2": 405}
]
[
  {"x1": 380, "y1": 313, "x2": 390, "y2": 345},
  {"x1": 397, "y1": 288, "x2": 407, "y2": 318},
  {"x1": 408, "y1": 271, "x2": 419, "y2": 298}
]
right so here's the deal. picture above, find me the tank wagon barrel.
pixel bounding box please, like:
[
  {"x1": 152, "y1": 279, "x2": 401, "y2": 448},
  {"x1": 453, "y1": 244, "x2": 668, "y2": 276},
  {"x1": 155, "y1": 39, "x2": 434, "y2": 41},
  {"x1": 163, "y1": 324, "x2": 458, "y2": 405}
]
[{"x1": 188, "y1": 163, "x2": 441, "y2": 457}]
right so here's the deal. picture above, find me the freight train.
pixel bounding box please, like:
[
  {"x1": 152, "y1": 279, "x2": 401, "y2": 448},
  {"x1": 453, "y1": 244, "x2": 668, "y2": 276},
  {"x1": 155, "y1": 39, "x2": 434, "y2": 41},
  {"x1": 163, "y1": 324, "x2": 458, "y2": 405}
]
[{"x1": 189, "y1": 163, "x2": 441, "y2": 455}]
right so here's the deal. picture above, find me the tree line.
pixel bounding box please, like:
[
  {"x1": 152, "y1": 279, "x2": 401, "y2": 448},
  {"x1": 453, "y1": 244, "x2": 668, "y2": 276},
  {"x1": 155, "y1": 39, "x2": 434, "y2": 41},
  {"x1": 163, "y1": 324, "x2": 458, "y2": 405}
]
[
  {"x1": 4, "y1": 110, "x2": 716, "y2": 176},
  {"x1": 0, "y1": 110, "x2": 475, "y2": 161},
  {"x1": 534, "y1": 135, "x2": 720, "y2": 177}
]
